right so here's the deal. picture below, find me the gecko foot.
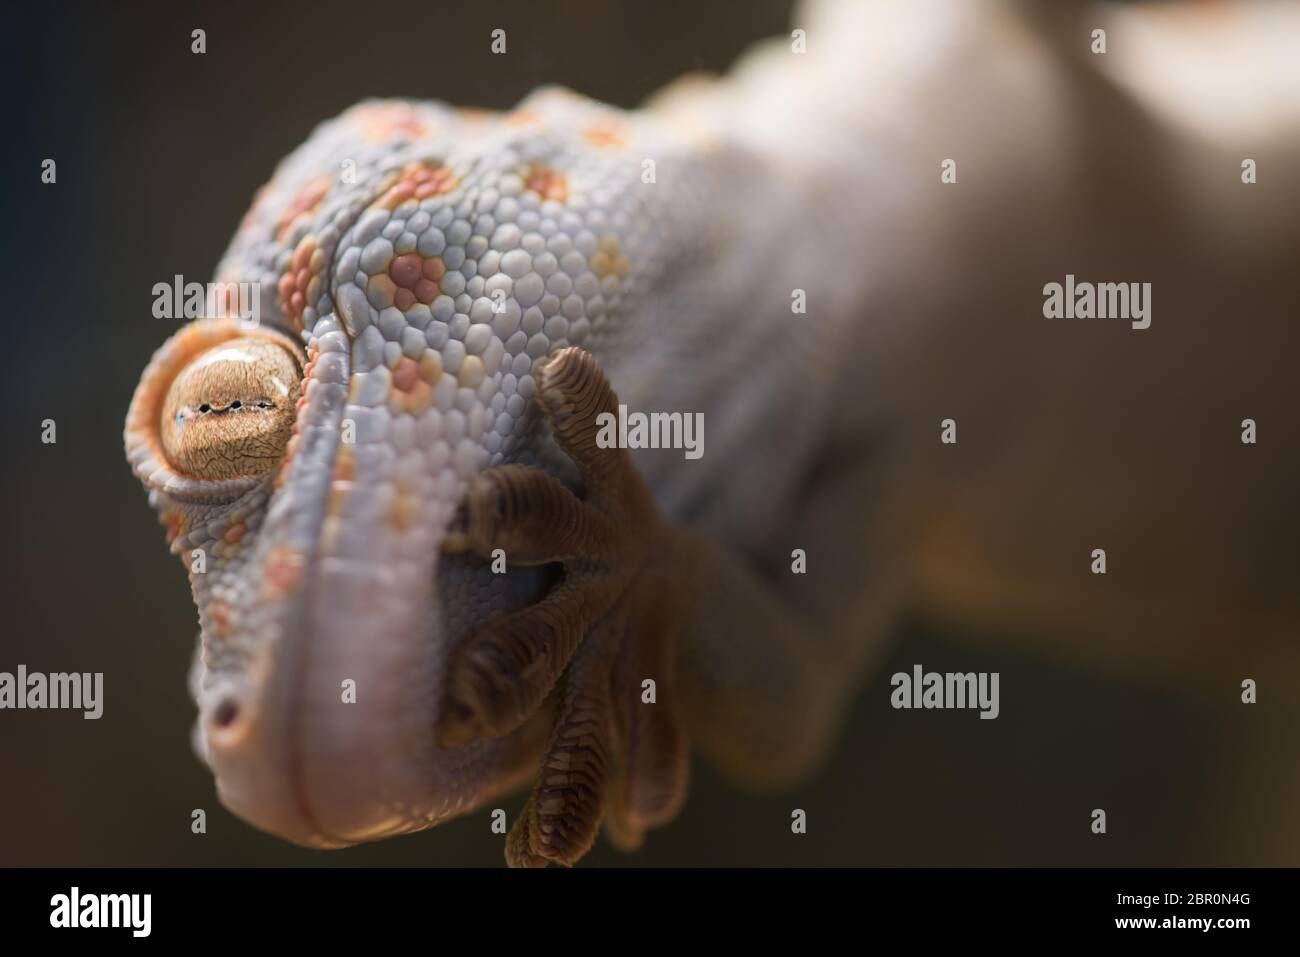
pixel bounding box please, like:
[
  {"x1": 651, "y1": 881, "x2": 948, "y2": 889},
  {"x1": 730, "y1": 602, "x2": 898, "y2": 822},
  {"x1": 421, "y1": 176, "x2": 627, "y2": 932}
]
[{"x1": 439, "y1": 347, "x2": 690, "y2": 865}]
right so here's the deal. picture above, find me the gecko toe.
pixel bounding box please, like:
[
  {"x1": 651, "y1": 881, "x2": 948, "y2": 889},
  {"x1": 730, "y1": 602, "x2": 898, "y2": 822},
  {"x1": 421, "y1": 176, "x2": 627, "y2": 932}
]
[
  {"x1": 604, "y1": 567, "x2": 690, "y2": 851},
  {"x1": 506, "y1": 614, "x2": 623, "y2": 867},
  {"x1": 437, "y1": 575, "x2": 613, "y2": 747}
]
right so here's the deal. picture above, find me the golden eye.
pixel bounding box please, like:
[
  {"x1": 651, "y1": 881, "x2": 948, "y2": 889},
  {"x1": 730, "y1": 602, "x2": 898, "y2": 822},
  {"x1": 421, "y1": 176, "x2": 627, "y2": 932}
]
[{"x1": 159, "y1": 337, "x2": 302, "y2": 480}]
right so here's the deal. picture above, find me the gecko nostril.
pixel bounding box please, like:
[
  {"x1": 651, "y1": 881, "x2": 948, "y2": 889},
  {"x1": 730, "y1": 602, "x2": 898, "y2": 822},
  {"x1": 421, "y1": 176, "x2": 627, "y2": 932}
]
[{"x1": 211, "y1": 697, "x2": 241, "y2": 730}]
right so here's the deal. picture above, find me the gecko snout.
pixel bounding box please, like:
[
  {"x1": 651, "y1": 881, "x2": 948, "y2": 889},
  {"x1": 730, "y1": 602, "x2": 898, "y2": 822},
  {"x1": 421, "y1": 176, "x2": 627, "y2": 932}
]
[{"x1": 197, "y1": 682, "x2": 341, "y2": 848}]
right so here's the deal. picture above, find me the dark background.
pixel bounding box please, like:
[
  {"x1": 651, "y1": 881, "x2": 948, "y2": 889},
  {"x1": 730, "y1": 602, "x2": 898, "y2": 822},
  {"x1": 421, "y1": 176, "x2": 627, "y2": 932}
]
[{"x1": 0, "y1": 0, "x2": 1292, "y2": 866}]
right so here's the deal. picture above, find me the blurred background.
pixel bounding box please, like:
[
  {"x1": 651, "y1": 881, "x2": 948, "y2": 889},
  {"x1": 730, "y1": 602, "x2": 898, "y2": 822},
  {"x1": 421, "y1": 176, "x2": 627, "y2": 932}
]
[{"x1": 1, "y1": 0, "x2": 1296, "y2": 866}]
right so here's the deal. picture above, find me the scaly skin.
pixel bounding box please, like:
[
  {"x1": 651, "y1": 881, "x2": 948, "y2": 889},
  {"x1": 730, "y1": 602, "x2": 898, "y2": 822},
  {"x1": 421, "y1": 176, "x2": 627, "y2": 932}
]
[{"x1": 124, "y1": 12, "x2": 871, "y2": 862}]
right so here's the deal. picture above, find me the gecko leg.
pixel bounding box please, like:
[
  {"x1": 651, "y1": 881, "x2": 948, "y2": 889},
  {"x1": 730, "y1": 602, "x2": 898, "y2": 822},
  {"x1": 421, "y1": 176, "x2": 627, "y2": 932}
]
[{"x1": 439, "y1": 347, "x2": 689, "y2": 864}]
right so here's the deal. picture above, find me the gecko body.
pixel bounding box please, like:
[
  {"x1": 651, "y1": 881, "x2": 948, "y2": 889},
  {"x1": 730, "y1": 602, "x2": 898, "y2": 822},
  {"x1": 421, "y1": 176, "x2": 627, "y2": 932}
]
[
  {"x1": 127, "y1": 0, "x2": 1300, "y2": 863},
  {"x1": 125, "y1": 2, "x2": 881, "y2": 862}
]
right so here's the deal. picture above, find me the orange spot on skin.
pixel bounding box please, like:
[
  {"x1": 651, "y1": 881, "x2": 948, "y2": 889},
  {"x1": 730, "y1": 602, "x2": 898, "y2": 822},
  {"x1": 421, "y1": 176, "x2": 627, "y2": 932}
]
[
  {"x1": 353, "y1": 102, "x2": 428, "y2": 141},
  {"x1": 266, "y1": 349, "x2": 311, "y2": 490},
  {"x1": 392, "y1": 357, "x2": 420, "y2": 392},
  {"x1": 388, "y1": 352, "x2": 442, "y2": 415},
  {"x1": 161, "y1": 509, "x2": 186, "y2": 546},
  {"x1": 286, "y1": 348, "x2": 317, "y2": 429},
  {"x1": 223, "y1": 522, "x2": 247, "y2": 545},
  {"x1": 334, "y1": 445, "x2": 355, "y2": 482},
  {"x1": 456, "y1": 107, "x2": 498, "y2": 124},
  {"x1": 262, "y1": 545, "x2": 305, "y2": 600},
  {"x1": 367, "y1": 273, "x2": 397, "y2": 308},
  {"x1": 504, "y1": 109, "x2": 539, "y2": 127},
  {"x1": 523, "y1": 164, "x2": 568, "y2": 203},
  {"x1": 388, "y1": 254, "x2": 442, "y2": 310},
  {"x1": 274, "y1": 175, "x2": 330, "y2": 241},
  {"x1": 389, "y1": 254, "x2": 421, "y2": 288},
  {"x1": 327, "y1": 446, "x2": 355, "y2": 520},
  {"x1": 590, "y1": 234, "x2": 630, "y2": 279},
  {"x1": 328, "y1": 481, "x2": 350, "y2": 519},
  {"x1": 374, "y1": 162, "x2": 457, "y2": 211},
  {"x1": 388, "y1": 482, "x2": 416, "y2": 534},
  {"x1": 335, "y1": 444, "x2": 356, "y2": 481},
  {"x1": 278, "y1": 235, "x2": 318, "y2": 331},
  {"x1": 583, "y1": 120, "x2": 627, "y2": 149},
  {"x1": 210, "y1": 600, "x2": 233, "y2": 640}
]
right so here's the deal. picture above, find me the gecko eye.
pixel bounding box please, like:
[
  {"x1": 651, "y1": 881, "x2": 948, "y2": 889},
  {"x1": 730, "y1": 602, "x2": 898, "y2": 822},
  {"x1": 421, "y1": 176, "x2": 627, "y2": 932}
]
[{"x1": 159, "y1": 337, "x2": 303, "y2": 481}]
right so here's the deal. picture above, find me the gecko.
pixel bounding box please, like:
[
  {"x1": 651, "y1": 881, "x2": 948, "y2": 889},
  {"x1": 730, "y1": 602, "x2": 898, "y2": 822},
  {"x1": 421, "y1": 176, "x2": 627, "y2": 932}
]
[{"x1": 125, "y1": 0, "x2": 1300, "y2": 866}]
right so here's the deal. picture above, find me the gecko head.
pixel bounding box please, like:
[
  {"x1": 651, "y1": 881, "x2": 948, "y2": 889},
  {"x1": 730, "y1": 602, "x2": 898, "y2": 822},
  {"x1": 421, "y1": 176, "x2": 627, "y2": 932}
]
[
  {"x1": 124, "y1": 94, "x2": 629, "y2": 850},
  {"x1": 124, "y1": 312, "x2": 543, "y2": 850}
]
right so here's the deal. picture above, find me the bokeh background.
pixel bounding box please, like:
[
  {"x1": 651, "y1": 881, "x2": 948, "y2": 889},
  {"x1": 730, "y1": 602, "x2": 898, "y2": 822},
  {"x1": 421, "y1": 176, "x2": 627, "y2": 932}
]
[{"x1": 1, "y1": 0, "x2": 1295, "y2": 866}]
